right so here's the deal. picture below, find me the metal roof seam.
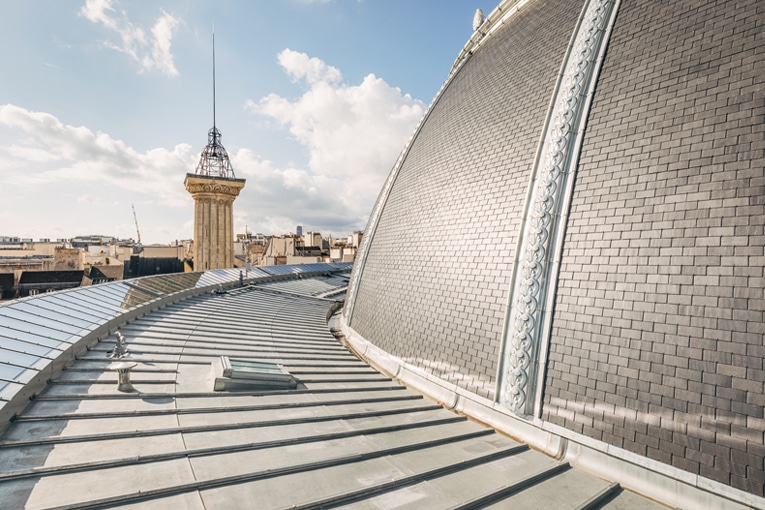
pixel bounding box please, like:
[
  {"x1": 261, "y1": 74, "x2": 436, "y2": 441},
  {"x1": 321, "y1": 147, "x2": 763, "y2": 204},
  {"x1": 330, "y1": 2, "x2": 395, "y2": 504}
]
[
  {"x1": 13, "y1": 394, "x2": 425, "y2": 421},
  {"x1": 30, "y1": 429, "x2": 497, "y2": 510},
  {"x1": 0, "y1": 416, "x2": 472, "y2": 483},
  {"x1": 0, "y1": 404, "x2": 448, "y2": 448}
]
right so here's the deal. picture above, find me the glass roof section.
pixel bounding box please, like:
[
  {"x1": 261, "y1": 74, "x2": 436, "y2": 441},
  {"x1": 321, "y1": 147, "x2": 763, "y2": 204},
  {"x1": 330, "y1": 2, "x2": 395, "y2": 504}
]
[
  {"x1": 0, "y1": 262, "x2": 353, "y2": 409},
  {"x1": 134, "y1": 272, "x2": 202, "y2": 295},
  {"x1": 259, "y1": 263, "x2": 338, "y2": 276}
]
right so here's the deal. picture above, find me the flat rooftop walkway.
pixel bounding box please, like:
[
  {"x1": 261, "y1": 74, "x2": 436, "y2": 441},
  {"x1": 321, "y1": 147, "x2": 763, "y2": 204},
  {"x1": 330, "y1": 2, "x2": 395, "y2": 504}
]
[{"x1": 0, "y1": 274, "x2": 666, "y2": 509}]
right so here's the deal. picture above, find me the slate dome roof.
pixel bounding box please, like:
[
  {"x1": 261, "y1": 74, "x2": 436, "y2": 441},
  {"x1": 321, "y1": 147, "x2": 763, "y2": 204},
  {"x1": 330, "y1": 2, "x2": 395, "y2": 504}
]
[{"x1": 343, "y1": 0, "x2": 765, "y2": 505}]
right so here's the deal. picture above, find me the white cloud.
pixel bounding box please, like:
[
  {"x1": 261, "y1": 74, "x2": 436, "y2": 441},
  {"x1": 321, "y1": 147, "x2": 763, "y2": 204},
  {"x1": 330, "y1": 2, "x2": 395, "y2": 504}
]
[
  {"x1": 0, "y1": 104, "x2": 194, "y2": 206},
  {"x1": 0, "y1": 104, "x2": 197, "y2": 243},
  {"x1": 79, "y1": 0, "x2": 180, "y2": 77},
  {"x1": 0, "y1": 51, "x2": 425, "y2": 242},
  {"x1": 230, "y1": 149, "x2": 358, "y2": 234},
  {"x1": 77, "y1": 194, "x2": 109, "y2": 205},
  {"x1": 277, "y1": 49, "x2": 342, "y2": 85},
  {"x1": 146, "y1": 12, "x2": 179, "y2": 75},
  {"x1": 244, "y1": 49, "x2": 425, "y2": 233}
]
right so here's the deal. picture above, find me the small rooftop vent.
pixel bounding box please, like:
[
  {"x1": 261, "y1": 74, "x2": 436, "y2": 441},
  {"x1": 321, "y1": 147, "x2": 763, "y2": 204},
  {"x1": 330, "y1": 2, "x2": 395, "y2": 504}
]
[{"x1": 212, "y1": 357, "x2": 298, "y2": 391}]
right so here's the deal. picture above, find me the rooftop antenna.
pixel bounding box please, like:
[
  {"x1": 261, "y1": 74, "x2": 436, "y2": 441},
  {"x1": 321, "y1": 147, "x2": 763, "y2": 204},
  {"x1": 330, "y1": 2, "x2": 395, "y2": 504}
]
[{"x1": 194, "y1": 23, "x2": 236, "y2": 179}]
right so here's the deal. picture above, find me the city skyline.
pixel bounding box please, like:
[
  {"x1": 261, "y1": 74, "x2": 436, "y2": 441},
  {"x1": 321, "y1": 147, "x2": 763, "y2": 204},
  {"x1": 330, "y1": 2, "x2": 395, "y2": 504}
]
[{"x1": 0, "y1": 0, "x2": 496, "y2": 244}]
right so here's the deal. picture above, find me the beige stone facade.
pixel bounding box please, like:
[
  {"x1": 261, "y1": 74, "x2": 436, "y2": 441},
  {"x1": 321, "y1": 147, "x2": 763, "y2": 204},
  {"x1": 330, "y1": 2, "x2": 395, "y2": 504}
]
[
  {"x1": 184, "y1": 174, "x2": 245, "y2": 270},
  {"x1": 54, "y1": 247, "x2": 84, "y2": 270}
]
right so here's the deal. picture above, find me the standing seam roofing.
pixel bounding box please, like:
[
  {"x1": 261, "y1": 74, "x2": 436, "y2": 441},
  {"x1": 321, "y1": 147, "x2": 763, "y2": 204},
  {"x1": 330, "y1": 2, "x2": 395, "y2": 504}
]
[{"x1": 0, "y1": 271, "x2": 663, "y2": 509}]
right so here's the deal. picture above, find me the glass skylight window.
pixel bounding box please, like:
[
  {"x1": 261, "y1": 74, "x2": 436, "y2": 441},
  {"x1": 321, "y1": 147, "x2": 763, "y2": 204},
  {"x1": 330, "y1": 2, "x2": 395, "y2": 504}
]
[{"x1": 213, "y1": 356, "x2": 297, "y2": 391}]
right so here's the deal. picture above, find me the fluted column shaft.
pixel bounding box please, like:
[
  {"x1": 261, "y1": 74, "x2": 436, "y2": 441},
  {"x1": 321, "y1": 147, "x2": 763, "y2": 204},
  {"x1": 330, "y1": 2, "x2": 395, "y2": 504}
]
[{"x1": 184, "y1": 174, "x2": 245, "y2": 271}]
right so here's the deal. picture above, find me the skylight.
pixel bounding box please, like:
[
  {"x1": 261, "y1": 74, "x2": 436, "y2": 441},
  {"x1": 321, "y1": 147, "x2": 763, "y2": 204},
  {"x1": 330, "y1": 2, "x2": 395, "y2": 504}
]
[{"x1": 212, "y1": 356, "x2": 297, "y2": 391}]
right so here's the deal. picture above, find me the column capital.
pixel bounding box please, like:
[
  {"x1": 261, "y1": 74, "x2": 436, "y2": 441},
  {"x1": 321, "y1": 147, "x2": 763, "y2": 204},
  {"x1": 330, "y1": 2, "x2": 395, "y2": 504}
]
[{"x1": 185, "y1": 173, "x2": 246, "y2": 198}]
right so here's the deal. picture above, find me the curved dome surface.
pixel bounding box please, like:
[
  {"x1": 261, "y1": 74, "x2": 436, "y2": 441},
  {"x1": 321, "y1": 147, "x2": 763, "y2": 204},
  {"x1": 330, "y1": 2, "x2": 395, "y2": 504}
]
[
  {"x1": 349, "y1": 0, "x2": 585, "y2": 399},
  {"x1": 344, "y1": 0, "x2": 765, "y2": 504}
]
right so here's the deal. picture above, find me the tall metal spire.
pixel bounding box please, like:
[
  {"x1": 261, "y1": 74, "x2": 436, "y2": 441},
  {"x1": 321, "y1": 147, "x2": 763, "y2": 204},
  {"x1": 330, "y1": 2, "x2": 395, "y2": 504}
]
[
  {"x1": 212, "y1": 24, "x2": 216, "y2": 131},
  {"x1": 195, "y1": 25, "x2": 236, "y2": 179}
]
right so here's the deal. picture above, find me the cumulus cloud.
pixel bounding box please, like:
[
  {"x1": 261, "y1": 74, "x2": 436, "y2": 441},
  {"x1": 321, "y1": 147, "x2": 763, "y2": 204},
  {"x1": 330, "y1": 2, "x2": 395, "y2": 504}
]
[
  {"x1": 231, "y1": 149, "x2": 361, "y2": 234},
  {"x1": 77, "y1": 194, "x2": 109, "y2": 205},
  {"x1": 79, "y1": 0, "x2": 180, "y2": 77},
  {"x1": 0, "y1": 51, "x2": 425, "y2": 241},
  {"x1": 277, "y1": 49, "x2": 342, "y2": 85},
  {"x1": 244, "y1": 49, "x2": 425, "y2": 232},
  {"x1": 0, "y1": 104, "x2": 199, "y2": 243},
  {"x1": 0, "y1": 104, "x2": 194, "y2": 206}
]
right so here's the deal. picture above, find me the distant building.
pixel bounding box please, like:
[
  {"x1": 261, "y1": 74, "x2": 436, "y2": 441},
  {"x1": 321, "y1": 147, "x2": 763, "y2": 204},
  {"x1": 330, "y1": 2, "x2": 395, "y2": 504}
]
[
  {"x1": 54, "y1": 247, "x2": 84, "y2": 271},
  {"x1": 302, "y1": 231, "x2": 324, "y2": 249},
  {"x1": 0, "y1": 236, "x2": 186, "y2": 300},
  {"x1": 123, "y1": 255, "x2": 183, "y2": 279},
  {"x1": 17, "y1": 270, "x2": 84, "y2": 297},
  {"x1": 259, "y1": 236, "x2": 299, "y2": 266},
  {"x1": 347, "y1": 231, "x2": 363, "y2": 248},
  {"x1": 0, "y1": 273, "x2": 14, "y2": 300},
  {"x1": 85, "y1": 265, "x2": 123, "y2": 284},
  {"x1": 329, "y1": 245, "x2": 357, "y2": 263},
  {"x1": 71, "y1": 235, "x2": 116, "y2": 247},
  {"x1": 251, "y1": 231, "x2": 360, "y2": 266}
]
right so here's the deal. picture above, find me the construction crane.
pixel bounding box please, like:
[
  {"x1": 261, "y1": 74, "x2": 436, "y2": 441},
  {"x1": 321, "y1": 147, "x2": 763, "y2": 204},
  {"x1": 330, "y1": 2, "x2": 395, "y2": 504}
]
[{"x1": 131, "y1": 204, "x2": 144, "y2": 254}]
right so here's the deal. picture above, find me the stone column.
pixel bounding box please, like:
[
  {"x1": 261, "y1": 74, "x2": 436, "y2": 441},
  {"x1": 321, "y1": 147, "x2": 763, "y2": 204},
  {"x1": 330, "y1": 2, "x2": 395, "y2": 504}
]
[{"x1": 184, "y1": 174, "x2": 246, "y2": 271}]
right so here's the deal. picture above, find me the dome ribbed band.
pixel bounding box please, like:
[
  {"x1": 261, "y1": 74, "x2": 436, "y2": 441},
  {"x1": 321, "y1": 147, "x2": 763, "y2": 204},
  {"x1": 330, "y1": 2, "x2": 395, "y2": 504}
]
[{"x1": 499, "y1": 0, "x2": 620, "y2": 416}]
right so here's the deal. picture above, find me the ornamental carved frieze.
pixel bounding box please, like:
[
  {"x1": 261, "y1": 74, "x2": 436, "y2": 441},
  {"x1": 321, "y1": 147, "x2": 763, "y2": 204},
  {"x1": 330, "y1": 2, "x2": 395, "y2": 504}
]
[
  {"x1": 184, "y1": 174, "x2": 245, "y2": 198},
  {"x1": 184, "y1": 183, "x2": 241, "y2": 197},
  {"x1": 500, "y1": 0, "x2": 620, "y2": 416}
]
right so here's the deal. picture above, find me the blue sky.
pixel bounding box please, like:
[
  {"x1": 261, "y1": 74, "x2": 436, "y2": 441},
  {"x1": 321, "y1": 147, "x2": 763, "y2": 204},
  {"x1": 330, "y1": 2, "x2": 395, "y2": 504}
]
[{"x1": 0, "y1": 0, "x2": 497, "y2": 244}]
